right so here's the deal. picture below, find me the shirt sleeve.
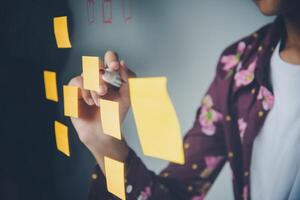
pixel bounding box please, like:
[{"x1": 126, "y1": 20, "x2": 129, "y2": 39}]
[{"x1": 88, "y1": 58, "x2": 227, "y2": 200}]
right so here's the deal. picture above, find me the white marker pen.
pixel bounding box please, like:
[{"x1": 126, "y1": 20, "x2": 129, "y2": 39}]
[{"x1": 102, "y1": 68, "x2": 122, "y2": 88}]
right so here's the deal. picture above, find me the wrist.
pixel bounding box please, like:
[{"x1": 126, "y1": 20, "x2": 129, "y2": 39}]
[{"x1": 86, "y1": 135, "x2": 130, "y2": 161}]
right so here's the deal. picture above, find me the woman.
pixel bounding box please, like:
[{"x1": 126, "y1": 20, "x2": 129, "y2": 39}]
[{"x1": 68, "y1": 0, "x2": 300, "y2": 199}]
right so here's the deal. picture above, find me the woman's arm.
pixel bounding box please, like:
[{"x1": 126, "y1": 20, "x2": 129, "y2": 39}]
[
  {"x1": 69, "y1": 51, "x2": 227, "y2": 199},
  {"x1": 68, "y1": 51, "x2": 134, "y2": 174},
  {"x1": 89, "y1": 118, "x2": 227, "y2": 200}
]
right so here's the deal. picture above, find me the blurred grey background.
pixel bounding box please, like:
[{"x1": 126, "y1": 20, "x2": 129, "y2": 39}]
[{"x1": 57, "y1": 0, "x2": 274, "y2": 199}]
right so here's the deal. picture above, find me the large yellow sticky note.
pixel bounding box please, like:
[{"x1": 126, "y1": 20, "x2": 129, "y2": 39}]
[
  {"x1": 54, "y1": 121, "x2": 70, "y2": 157},
  {"x1": 63, "y1": 85, "x2": 79, "y2": 118},
  {"x1": 99, "y1": 99, "x2": 122, "y2": 140},
  {"x1": 43, "y1": 70, "x2": 58, "y2": 102},
  {"x1": 53, "y1": 16, "x2": 72, "y2": 48},
  {"x1": 129, "y1": 77, "x2": 185, "y2": 164},
  {"x1": 82, "y1": 56, "x2": 101, "y2": 92},
  {"x1": 104, "y1": 157, "x2": 126, "y2": 200}
]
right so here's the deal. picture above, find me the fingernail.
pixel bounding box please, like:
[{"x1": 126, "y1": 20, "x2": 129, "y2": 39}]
[
  {"x1": 95, "y1": 99, "x2": 100, "y2": 107},
  {"x1": 88, "y1": 98, "x2": 94, "y2": 105},
  {"x1": 120, "y1": 60, "x2": 127, "y2": 68},
  {"x1": 109, "y1": 61, "x2": 120, "y2": 69},
  {"x1": 98, "y1": 85, "x2": 107, "y2": 95}
]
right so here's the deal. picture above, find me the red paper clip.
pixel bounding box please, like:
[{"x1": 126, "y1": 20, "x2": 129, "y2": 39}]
[
  {"x1": 102, "y1": 0, "x2": 113, "y2": 24},
  {"x1": 86, "y1": 0, "x2": 96, "y2": 24},
  {"x1": 122, "y1": 0, "x2": 132, "y2": 23}
]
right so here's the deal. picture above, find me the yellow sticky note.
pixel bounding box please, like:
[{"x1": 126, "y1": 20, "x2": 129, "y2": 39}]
[
  {"x1": 82, "y1": 56, "x2": 101, "y2": 92},
  {"x1": 53, "y1": 16, "x2": 72, "y2": 48},
  {"x1": 104, "y1": 157, "x2": 126, "y2": 200},
  {"x1": 129, "y1": 77, "x2": 185, "y2": 164},
  {"x1": 63, "y1": 85, "x2": 79, "y2": 118},
  {"x1": 54, "y1": 121, "x2": 70, "y2": 157},
  {"x1": 43, "y1": 70, "x2": 58, "y2": 102},
  {"x1": 99, "y1": 99, "x2": 122, "y2": 140}
]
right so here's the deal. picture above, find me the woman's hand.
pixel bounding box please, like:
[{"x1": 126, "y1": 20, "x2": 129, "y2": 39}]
[{"x1": 68, "y1": 51, "x2": 136, "y2": 161}]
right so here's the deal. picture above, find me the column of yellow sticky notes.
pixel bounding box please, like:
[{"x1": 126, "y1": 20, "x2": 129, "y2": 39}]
[
  {"x1": 53, "y1": 16, "x2": 72, "y2": 48},
  {"x1": 43, "y1": 70, "x2": 58, "y2": 102},
  {"x1": 63, "y1": 85, "x2": 79, "y2": 118},
  {"x1": 104, "y1": 157, "x2": 126, "y2": 200},
  {"x1": 99, "y1": 99, "x2": 122, "y2": 140},
  {"x1": 54, "y1": 121, "x2": 70, "y2": 157},
  {"x1": 82, "y1": 56, "x2": 102, "y2": 92}
]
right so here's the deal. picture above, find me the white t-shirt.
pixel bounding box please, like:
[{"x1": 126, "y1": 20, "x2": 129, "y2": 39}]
[{"x1": 250, "y1": 42, "x2": 300, "y2": 200}]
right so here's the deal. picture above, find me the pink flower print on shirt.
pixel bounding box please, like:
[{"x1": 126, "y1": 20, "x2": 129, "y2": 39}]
[
  {"x1": 238, "y1": 118, "x2": 247, "y2": 142},
  {"x1": 234, "y1": 58, "x2": 257, "y2": 87},
  {"x1": 200, "y1": 156, "x2": 224, "y2": 178},
  {"x1": 202, "y1": 95, "x2": 213, "y2": 108},
  {"x1": 221, "y1": 41, "x2": 246, "y2": 71},
  {"x1": 191, "y1": 195, "x2": 205, "y2": 200},
  {"x1": 243, "y1": 185, "x2": 249, "y2": 200},
  {"x1": 137, "y1": 186, "x2": 152, "y2": 200},
  {"x1": 257, "y1": 86, "x2": 274, "y2": 111},
  {"x1": 204, "y1": 156, "x2": 224, "y2": 170},
  {"x1": 199, "y1": 107, "x2": 223, "y2": 135},
  {"x1": 198, "y1": 95, "x2": 223, "y2": 136}
]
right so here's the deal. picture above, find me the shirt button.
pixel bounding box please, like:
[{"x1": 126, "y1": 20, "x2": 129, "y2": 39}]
[
  {"x1": 91, "y1": 173, "x2": 98, "y2": 180},
  {"x1": 191, "y1": 164, "x2": 198, "y2": 170},
  {"x1": 258, "y1": 46, "x2": 263, "y2": 52},
  {"x1": 244, "y1": 171, "x2": 249, "y2": 176},
  {"x1": 126, "y1": 184, "x2": 133, "y2": 194},
  {"x1": 162, "y1": 172, "x2": 170, "y2": 177},
  {"x1": 187, "y1": 185, "x2": 193, "y2": 192},
  {"x1": 225, "y1": 115, "x2": 231, "y2": 121},
  {"x1": 184, "y1": 143, "x2": 190, "y2": 149},
  {"x1": 251, "y1": 88, "x2": 256, "y2": 94},
  {"x1": 228, "y1": 152, "x2": 234, "y2": 158},
  {"x1": 258, "y1": 110, "x2": 264, "y2": 117}
]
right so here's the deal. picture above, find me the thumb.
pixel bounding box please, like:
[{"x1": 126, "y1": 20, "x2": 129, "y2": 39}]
[{"x1": 119, "y1": 60, "x2": 129, "y2": 83}]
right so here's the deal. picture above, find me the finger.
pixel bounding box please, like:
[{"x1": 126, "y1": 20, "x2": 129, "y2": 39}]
[
  {"x1": 90, "y1": 91, "x2": 100, "y2": 107},
  {"x1": 119, "y1": 60, "x2": 129, "y2": 82},
  {"x1": 81, "y1": 88, "x2": 94, "y2": 106},
  {"x1": 78, "y1": 76, "x2": 94, "y2": 105},
  {"x1": 96, "y1": 58, "x2": 108, "y2": 96},
  {"x1": 68, "y1": 76, "x2": 94, "y2": 106},
  {"x1": 104, "y1": 50, "x2": 120, "y2": 71}
]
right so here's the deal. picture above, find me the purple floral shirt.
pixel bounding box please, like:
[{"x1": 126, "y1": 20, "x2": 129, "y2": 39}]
[{"x1": 88, "y1": 17, "x2": 285, "y2": 200}]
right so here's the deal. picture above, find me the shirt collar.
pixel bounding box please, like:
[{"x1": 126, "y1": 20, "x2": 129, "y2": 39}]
[
  {"x1": 232, "y1": 17, "x2": 285, "y2": 96},
  {"x1": 255, "y1": 17, "x2": 285, "y2": 90}
]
